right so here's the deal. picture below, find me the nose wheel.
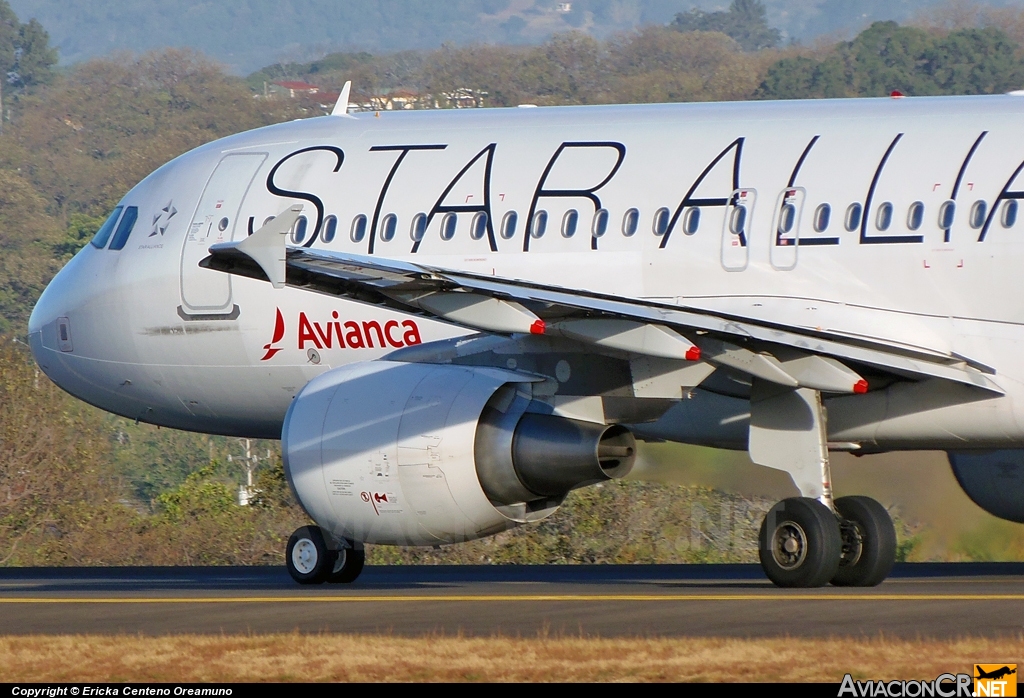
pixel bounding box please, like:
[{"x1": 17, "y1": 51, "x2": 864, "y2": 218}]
[
  {"x1": 286, "y1": 525, "x2": 365, "y2": 585},
  {"x1": 326, "y1": 545, "x2": 365, "y2": 584}
]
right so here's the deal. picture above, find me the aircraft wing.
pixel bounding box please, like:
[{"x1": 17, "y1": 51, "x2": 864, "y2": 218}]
[{"x1": 204, "y1": 216, "x2": 1003, "y2": 397}]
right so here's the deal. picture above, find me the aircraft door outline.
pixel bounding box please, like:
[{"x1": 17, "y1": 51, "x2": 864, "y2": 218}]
[
  {"x1": 769, "y1": 187, "x2": 805, "y2": 271},
  {"x1": 179, "y1": 152, "x2": 267, "y2": 319},
  {"x1": 720, "y1": 188, "x2": 756, "y2": 271}
]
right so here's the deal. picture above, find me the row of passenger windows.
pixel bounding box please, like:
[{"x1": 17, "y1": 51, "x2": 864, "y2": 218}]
[
  {"x1": 89, "y1": 197, "x2": 1022, "y2": 251},
  {"x1": 286, "y1": 206, "x2": 702, "y2": 245},
  {"x1": 804, "y1": 199, "x2": 1017, "y2": 234},
  {"x1": 288, "y1": 198, "x2": 1019, "y2": 245},
  {"x1": 777, "y1": 199, "x2": 1018, "y2": 235},
  {"x1": 90, "y1": 205, "x2": 139, "y2": 250}
]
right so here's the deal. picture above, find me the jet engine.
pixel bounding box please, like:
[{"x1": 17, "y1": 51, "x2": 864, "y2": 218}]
[
  {"x1": 282, "y1": 360, "x2": 636, "y2": 546},
  {"x1": 948, "y1": 450, "x2": 1024, "y2": 523}
]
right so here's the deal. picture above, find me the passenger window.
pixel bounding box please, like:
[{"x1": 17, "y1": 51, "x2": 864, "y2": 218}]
[
  {"x1": 441, "y1": 212, "x2": 458, "y2": 240},
  {"x1": 682, "y1": 207, "x2": 700, "y2": 235},
  {"x1": 813, "y1": 204, "x2": 830, "y2": 233},
  {"x1": 561, "y1": 209, "x2": 578, "y2": 238},
  {"x1": 380, "y1": 213, "x2": 398, "y2": 242},
  {"x1": 622, "y1": 208, "x2": 639, "y2": 237},
  {"x1": 90, "y1": 206, "x2": 123, "y2": 249},
  {"x1": 939, "y1": 200, "x2": 956, "y2": 229},
  {"x1": 1002, "y1": 200, "x2": 1018, "y2": 229},
  {"x1": 500, "y1": 211, "x2": 518, "y2": 239},
  {"x1": 906, "y1": 202, "x2": 924, "y2": 231},
  {"x1": 970, "y1": 200, "x2": 987, "y2": 229},
  {"x1": 592, "y1": 209, "x2": 609, "y2": 237},
  {"x1": 108, "y1": 206, "x2": 138, "y2": 251},
  {"x1": 410, "y1": 213, "x2": 427, "y2": 241},
  {"x1": 845, "y1": 203, "x2": 862, "y2": 232},
  {"x1": 350, "y1": 214, "x2": 368, "y2": 243},
  {"x1": 264, "y1": 216, "x2": 275, "y2": 227},
  {"x1": 291, "y1": 215, "x2": 308, "y2": 244},
  {"x1": 322, "y1": 215, "x2": 338, "y2": 243},
  {"x1": 653, "y1": 207, "x2": 670, "y2": 236},
  {"x1": 875, "y1": 202, "x2": 893, "y2": 231},
  {"x1": 778, "y1": 203, "x2": 796, "y2": 234},
  {"x1": 471, "y1": 212, "x2": 488, "y2": 240},
  {"x1": 531, "y1": 210, "x2": 548, "y2": 239},
  {"x1": 729, "y1": 205, "x2": 747, "y2": 236}
]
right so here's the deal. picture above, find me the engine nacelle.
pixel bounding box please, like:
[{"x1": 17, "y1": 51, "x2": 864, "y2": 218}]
[
  {"x1": 283, "y1": 361, "x2": 635, "y2": 546},
  {"x1": 948, "y1": 450, "x2": 1024, "y2": 523}
]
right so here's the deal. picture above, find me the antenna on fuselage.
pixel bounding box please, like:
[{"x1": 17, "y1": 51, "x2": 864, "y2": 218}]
[{"x1": 332, "y1": 81, "x2": 352, "y2": 117}]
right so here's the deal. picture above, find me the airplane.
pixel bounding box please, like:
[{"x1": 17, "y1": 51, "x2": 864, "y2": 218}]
[
  {"x1": 27, "y1": 88, "x2": 1024, "y2": 589},
  {"x1": 976, "y1": 667, "x2": 1017, "y2": 681}
]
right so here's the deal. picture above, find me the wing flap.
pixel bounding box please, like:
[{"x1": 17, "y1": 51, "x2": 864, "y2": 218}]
[{"x1": 202, "y1": 237, "x2": 1003, "y2": 397}]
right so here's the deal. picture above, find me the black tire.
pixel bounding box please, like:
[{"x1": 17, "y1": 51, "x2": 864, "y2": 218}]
[
  {"x1": 286, "y1": 525, "x2": 332, "y2": 585},
  {"x1": 831, "y1": 496, "x2": 897, "y2": 587},
  {"x1": 759, "y1": 497, "x2": 842, "y2": 588},
  {"x1": 326, "y1": 546, "x2": 365, "y2": 584}
]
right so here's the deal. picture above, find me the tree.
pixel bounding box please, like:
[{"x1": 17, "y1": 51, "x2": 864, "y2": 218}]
[
  {"x1": 757, "y1": 20, "x2": 1024, "y2": 100},
  {"x1": 756, "y1": 55, "x2": 849, "y2": 100},
  {"x1": 923, "y1": 27, "x2": 1024, "y2": 95},
  {"x1": 844, "y1": 21, "x2": 934, "y2": 96},
  {"x1": 609, "y1": 27, "x2": 757, "y2": 104},
  {"x1": 0, "y1": 1, "x2": 56, "y2": 88},
  {"x1": 671, "y1": 0, "x2": 781, "y2": 52}
]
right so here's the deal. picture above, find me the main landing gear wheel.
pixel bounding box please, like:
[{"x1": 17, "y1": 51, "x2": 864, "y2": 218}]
[
  {"x1": 286, "y1": 525, "x2": 331, "y2": 585},
  {"x1": 831, "y1": 496, "x2": 897, "y2": 587},
  {"x1": 326, "y1": 546, "x2": 365, "y2": 584},
  {"x1": 759, "y1": 497, "x2": 842, "y2": 588}
]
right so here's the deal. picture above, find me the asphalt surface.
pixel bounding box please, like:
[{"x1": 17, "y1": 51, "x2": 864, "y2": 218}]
[{"x1": 1, "y1": 563, "x2": 1023, "y2": 638}]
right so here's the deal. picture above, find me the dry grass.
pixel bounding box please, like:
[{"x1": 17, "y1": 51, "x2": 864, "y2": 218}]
[{"x1": 0, "y1": 634, "x2": 1021, "y2": 682}]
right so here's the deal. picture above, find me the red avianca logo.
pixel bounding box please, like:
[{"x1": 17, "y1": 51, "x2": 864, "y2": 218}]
[
  {"x1": 261, "y1": 308, "x2": 422, "y2": 361},
  {"x1": 261, "y1": 308, "x2": 285, "y2": 361}
]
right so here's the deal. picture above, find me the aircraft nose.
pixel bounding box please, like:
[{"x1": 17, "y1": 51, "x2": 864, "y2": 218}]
[{"x1": 28, "y1": 253, "x2": 78, "y2": 380}]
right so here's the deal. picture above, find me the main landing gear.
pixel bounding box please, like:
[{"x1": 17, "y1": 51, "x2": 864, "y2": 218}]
[
  {"x1": 758, "y1": 495, "x2": 896, "y2": 587},
  {"x1": 286, "y1": 525, "x2": 365, "y2": 585},
  {"x1": 748, "y1": 382, "x2": 898, "y2": 588}
]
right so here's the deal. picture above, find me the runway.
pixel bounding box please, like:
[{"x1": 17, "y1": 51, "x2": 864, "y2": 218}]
[{"x1": 1, "y1": 563, "x2": 1023, "y2": 637}]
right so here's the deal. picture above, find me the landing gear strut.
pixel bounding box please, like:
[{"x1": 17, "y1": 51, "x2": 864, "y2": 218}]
[
  {"x1": 747, "y1": 382, "x2": 897, "y2": 588},
  {"x1": 286, "y1": 525, "x2": 364, "y2": 585}
]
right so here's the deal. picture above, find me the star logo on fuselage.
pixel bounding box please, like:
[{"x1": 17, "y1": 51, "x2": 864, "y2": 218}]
[{"x1": 150, "y1": 200, "x2": 177, "y2": 237}]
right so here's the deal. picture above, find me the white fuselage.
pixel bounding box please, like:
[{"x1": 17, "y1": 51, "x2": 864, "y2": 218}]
[{"x1": 28, "y1": 95, "x2": 1024, "y2": 447}]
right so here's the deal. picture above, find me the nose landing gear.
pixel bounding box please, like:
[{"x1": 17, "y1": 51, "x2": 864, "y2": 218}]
[{"x1": 286, "y1": 525, "x2": 365, "y2": 585}]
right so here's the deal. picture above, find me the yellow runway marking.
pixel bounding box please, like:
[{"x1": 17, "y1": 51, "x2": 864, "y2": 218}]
[{"x1": 1, "y1": 594, "x2": 1023, "y2": 603}]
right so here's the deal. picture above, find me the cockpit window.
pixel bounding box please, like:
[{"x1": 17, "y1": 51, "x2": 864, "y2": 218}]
[
  {"x1": 108, "y1": 206, "x2": 139, "y2": 250},
  {"x1": 90, "y1": 206, "x2": 123, "y2": 248}
]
